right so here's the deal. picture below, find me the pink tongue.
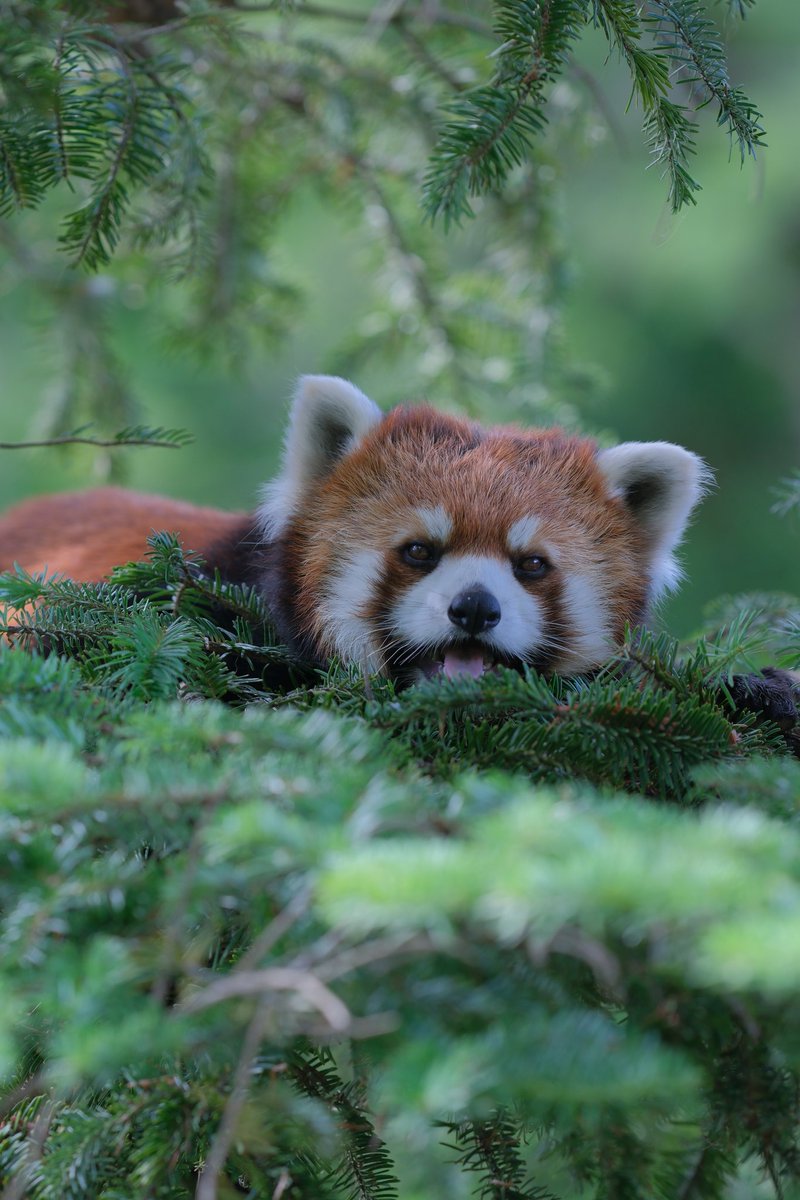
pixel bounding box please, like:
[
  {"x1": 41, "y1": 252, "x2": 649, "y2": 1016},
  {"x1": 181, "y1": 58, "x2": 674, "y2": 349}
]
[{"x1": 442, "y1": 648, "x2": 487, "y2": 680}]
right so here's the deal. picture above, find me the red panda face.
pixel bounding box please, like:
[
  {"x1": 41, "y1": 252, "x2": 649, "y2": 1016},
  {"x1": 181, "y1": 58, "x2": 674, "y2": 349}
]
[{"x1": 259, "y1": 377, "x2": 709, "y2": 682}]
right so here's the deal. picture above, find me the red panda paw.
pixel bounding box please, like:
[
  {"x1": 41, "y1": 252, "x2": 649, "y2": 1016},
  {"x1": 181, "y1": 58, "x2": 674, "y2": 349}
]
[{"x1": 728, "y1": 668, "x2": 800, "y2": 757}]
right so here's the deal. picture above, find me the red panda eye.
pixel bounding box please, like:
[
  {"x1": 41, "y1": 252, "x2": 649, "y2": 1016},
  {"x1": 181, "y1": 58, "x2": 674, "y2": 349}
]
[
  {"x1": 402, "y1": 542, "x2": 437, "y2": 566},
  {"x1": 516, "y1": 554, "x2": 548, "y2": 578}
]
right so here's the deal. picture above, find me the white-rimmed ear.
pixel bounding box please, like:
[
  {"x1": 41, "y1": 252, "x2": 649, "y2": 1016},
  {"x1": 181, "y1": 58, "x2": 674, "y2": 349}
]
[
  {"x1": 597, "y1": 441, "x2": 712, "y2": 598},
  {"x1": 258, "y1": 375, "x2": 383, "y2": 539}
]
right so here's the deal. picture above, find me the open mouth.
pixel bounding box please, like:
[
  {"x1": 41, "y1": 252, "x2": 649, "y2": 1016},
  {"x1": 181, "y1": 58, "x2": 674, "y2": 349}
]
[
  {"x1": 424, "y1": 644, "x2": 496, "y2": 681},
  {"x1": 391, "y1": 640, "x2": 525, "y2": 683}
]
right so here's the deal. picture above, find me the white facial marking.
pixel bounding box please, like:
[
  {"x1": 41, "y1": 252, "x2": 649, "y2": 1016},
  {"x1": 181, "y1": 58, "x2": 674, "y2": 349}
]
[
  {"x1": 507, "y1": 514, "x2": 541, "y2": 554},
  {"x1": 389, "y1": 553, "x2": 545, "y2": 661},
  {"x1": 317, "y1": 547, "x2": 385, "y2": 671},
  {"x1": 412, "y1": 505, "x2": 453, "y2": 545},
  {"x1": 555, "y1": 573, "x2": 615, "y2": 673}
]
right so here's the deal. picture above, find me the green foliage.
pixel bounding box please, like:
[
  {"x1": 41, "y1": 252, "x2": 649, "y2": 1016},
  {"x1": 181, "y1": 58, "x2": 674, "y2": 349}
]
[
  {"x1": 0, "y1": 0, "x2": 766, "y2": 443},
  {"x1": 423, "y1": 0, "x2": 764, "y2": 222},
  {"x1": 1, "y1": 0, "x2": 763, "y2": 252},
  {"x1": 649, "y1": 1, "x2": 765, "y2": 161},
  {"x1": 439, "y1": 1113, "x2": 558, "y2": 1200},
  {"x1": 0, "y1": 2, "x2": 209, "y2": 269},
  {"x1": 0, "y1": 537, "x2": 798, "y2": 1198},
  {"x1": 422, "y1": 0, "x2": 588, "y2": 227},
  {"x1": 0, "y1": 534, "x2": 307, "y2": 703},
  {"x1": 0, "y1": 5, "x2": 796, "y2": 1196}
]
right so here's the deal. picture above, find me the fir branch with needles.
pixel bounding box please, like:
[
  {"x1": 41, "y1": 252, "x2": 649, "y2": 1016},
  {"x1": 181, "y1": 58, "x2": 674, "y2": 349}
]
[
  {"x1": 592, "y1": 0, "x2": 703, "y2": 209},
  {"x1": 772, "y1": 471, "x2": 800, "y2": 520},
  {"x1": 0, "y1": 8, "x2": 209, "y2": 269},
  {"x1": 0, "y1": 425, "x2": 193, "y2": 450},
  {"x1": 0, "y1": 608, "x2": 799, "y2": 1195},
  {"x1": 0, "y1": 537, "x2": 306, "y2": 702},
  {"x1": 422, "y1": 0, "x2": 764, "y2": 221},
  {"x1": 439, "y1": 1112, "x2": 559, "y2": 1200},
  {"x1": 288, "y1": 1048, "x2": 400, "y2": 1200},
  {"x1": 648, "y1": 0, "x2": 765, "y2": 162},
  {"x1": 422, "y1": 0, "x2": 589, "y2": 227},
  {"x1": 0, "y1": 0, "x2": 768, "y2": 281}
]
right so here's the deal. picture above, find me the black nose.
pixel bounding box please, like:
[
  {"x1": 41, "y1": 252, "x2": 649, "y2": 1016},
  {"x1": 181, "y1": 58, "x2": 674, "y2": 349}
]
[{"x1": 447, "y1": 589, "x2": 501, "y2": 636}]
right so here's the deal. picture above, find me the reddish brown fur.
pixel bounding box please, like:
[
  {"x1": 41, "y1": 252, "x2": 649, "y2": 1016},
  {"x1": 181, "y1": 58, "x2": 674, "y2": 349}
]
[
  {"x1": 0, "y1": 488, "x2": 246, "y2": 581},
  {"x1": 284, "y1": 407, "x2": 650, "y2": 653}
]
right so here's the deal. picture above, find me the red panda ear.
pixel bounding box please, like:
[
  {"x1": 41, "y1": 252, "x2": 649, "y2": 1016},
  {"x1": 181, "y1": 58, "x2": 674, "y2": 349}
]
[
  {"x1": 596, "y1": 441, "x2": 713, "y2": 598},
  {"x1": 258, "y1": 375, "x2": 383, "y2": 538}
]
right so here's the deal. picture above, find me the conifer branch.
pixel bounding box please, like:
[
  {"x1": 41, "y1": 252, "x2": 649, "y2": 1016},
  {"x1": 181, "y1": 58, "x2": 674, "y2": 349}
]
[
  {"x1": 772, "y1": 471, "x2": 800, "y2": 519},
  {"x1": 643, "y1": 97, "x2": 702, "y2": 210},
  {"x1": 423, "y1": 0, "x2": 588, "y2": 227},
  {"x1": 441, "y1": 1113, "x2": 558, "y2": 1200},
  {"x1": 718, "y1": 0, "x2": 756, "y2": 19},
  {"x1": 287, "y1": 1050, "x2": 400, "y2": 1200},
  {"x1": 0, "y1": 425, "x2": 193, "y2": 450},
  {"x1": 648, "y1": 1, "x2": 765, "y2": 162}
]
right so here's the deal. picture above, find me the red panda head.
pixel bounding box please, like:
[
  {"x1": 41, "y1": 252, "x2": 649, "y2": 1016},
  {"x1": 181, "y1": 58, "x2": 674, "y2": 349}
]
[{"x1": 258, "y1": 376, "x2": 710, "y2": 682}]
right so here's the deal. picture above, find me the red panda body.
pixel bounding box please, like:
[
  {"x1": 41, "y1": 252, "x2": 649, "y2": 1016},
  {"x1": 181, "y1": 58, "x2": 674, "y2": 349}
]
[
  {"x1": 0, "y1": 487, "x2": 250, "y2": 583},
  {"x1": 0, "y1": 376, "x2": 708, "y2": 683}
]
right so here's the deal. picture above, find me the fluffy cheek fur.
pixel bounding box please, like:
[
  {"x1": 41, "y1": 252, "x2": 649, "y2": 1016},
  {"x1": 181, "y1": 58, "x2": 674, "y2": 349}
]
[
  {"x1": 308, "y1": 548, "x2": 623, "y2": 678},
  {"x1": 311, "y1": 547, "x2": 386, "y2": 672}
]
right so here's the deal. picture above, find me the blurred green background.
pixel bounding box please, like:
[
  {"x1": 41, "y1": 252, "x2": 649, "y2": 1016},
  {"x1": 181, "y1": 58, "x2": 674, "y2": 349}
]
[{"x1": 0, "y1": 0, "x2": 797, "y2": 637}]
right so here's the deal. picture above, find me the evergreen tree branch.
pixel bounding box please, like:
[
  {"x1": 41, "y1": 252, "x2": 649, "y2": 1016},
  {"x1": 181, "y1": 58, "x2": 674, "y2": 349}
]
[
  {"x1": 423, "y1": 0, "x2": 588, "y2": 226},
  {"x1": 0, "y1": 1072, "x2": 48, "y2": 1121},
  {"x1": 441, "y1": 1113, "x2": 558, "y2": 1200},
  {"x1": 771, "y1": 471, "x2": 800, "y2": 519},
  {"x1": 593, "y1": 0, "x2": 702, "y2": 208},
  {"x1": 0, "y1": 425, "x2": 193, "y2": 450},
  {"x1": 2, "y1": 1097, "x2": 56, "y2": 1200},
  {"x1": 287, "y1": 1050, "x2": 400, "y2": 1200},
  {"x1": 643, "y1": 97, "x2": 701, "y2": 210},
  {"x1": 648, "y1": 0, "x2": 765, "y2": 161}
]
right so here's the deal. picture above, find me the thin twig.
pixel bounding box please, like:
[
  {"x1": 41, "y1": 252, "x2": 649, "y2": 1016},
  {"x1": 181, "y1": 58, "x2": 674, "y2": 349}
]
[
  {"x1": 360, "y1": 167, "x2": 471, "y2": 393},
  {"x1": 232, "y1": 1, "x2": 492, "y2": 36},
  {"x1": 194, "y1": 997, "x2": 271, "y2": 1200},
  {"x1": 0, "y1": 435, "x2": 184, "y2": 449},
  {"x1": 570, "y1": 61, "x2": 629, "y2": 154},
  {"x1": 0, "y1": 1071, "x2": 47, "y2": 1120},
  {"x1": 1, "y1": 1097, "x2": 55, "y2": 1200},
  {"x1": 395, "y1": 22, "x2": 467, "y2": 92},
  {"x1": 314, "y1": 931, "x2": 437, "y2": 981},
  {"x1": 236, "y1": 888, "x2": 312, "y2": 973},
  {"x1": 181, "y1": 966, "x2": 352, "y2": 1031},
  {"x1": 675, "y1": 1142, "x2": 715, "y2": 1200},
  {"x1": 151, "y1": 826, "x2": 205, "y2": 1006}
]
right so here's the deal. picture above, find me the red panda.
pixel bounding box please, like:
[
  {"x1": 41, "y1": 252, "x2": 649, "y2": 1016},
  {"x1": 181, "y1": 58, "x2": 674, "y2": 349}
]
[{"x1": 0, "y1": 375, "x2": 709, "y2": 683}]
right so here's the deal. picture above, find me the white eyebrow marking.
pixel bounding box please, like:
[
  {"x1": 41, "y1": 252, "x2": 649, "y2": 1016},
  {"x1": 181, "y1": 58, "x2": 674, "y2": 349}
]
[
  {"x1": 412, "y1": 505, "x2": 453, "y2": 544},
  {"x1": 507, "y1": 514, "x2": 541, "y2": 553}
]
